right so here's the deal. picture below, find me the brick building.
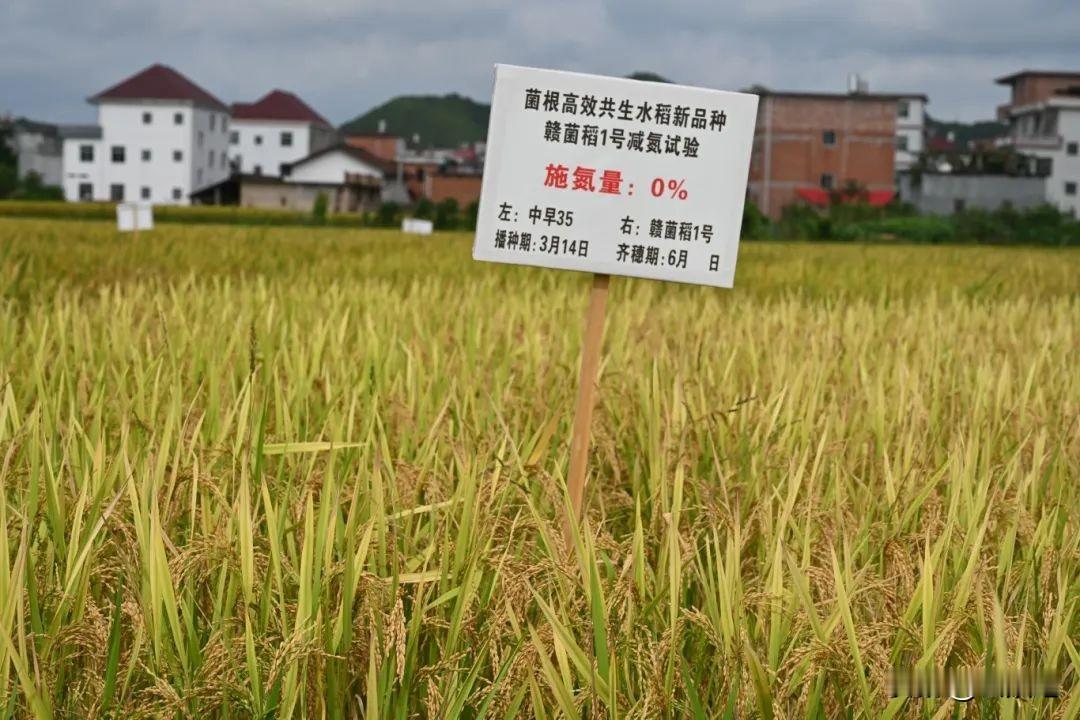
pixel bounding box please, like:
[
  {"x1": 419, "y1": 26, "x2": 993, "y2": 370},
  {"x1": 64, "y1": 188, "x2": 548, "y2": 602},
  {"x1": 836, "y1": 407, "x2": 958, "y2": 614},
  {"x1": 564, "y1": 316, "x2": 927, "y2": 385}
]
[
  {"x1": 405, "y1": 171, "x2": 482, "y2": 206},
  {"x1": 344, "y1": 133, "x2": 405, "y2": 163},
  {"x1": 748, "y1": 88, "x2": 917, "y2": 218}
]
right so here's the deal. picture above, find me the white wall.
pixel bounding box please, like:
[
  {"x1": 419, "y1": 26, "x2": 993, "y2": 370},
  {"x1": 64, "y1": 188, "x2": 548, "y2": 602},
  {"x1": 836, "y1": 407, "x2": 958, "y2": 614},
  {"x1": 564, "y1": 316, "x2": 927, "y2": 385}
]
[
  {"x1": 62, "y1": 101, "x2": 230, "y2": 205},
  {"x1": 229, "y1": 121, "x2": 324, "y2": 177},
  {"x1": 188, "y1": 105, "x2": 231, "y2": 195},
  {"x1": 62, "y1": 138, "x2": 104, "y2": 201},
  {"x1": 286, "y1": 150, "x2": 382, "y2": 185},
  {"x1": 899, "y1": 172, "x2": 1047, "y2": 214},
  {"x1": 1046, "y1": 106, "x2": 1080, "y2": 215},
  {"x1": 895, "y1": 98, "x2": 925, "y2": 172}
]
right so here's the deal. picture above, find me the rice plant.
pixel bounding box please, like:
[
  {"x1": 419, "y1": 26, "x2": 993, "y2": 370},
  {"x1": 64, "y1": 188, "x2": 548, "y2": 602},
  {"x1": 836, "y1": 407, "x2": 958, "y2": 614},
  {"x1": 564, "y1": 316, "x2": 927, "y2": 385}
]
[{"x1": 0, "y1": 217, "x2": 1076, "y2": 718}]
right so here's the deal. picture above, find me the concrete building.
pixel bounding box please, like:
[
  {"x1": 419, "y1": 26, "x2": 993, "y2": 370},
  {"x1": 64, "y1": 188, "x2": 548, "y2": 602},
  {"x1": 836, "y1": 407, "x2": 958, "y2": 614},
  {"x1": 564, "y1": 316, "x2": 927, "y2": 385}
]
[
  {"x1": 9, "y1": 118, "x2": 63, "y2": 187},
  {"x1": 996, "y1": 70, "x2": 1080, "y2": 216},
  {"x1": 61, "y1": 64, "x2": 230, "y2": 204},
  {"x1": 229, "y1": 90, "x2": 337, "y2": 177},
  {"x1": 747, "y1": 87, "x2": 906, "y2": 218},
  {"x1": 895, "y1": 95, "x2": 928, "y2": 172},
  {"x1": 192, "y1": 144, "x2": 398, "y2": 213}
]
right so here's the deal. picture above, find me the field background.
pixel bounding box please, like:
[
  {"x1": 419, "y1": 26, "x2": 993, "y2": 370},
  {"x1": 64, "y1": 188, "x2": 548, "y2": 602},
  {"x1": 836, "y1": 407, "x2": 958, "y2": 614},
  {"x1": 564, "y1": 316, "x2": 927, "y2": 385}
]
[{"x1": 0, "y1": 218, "x2": 1077, "y2": 719}]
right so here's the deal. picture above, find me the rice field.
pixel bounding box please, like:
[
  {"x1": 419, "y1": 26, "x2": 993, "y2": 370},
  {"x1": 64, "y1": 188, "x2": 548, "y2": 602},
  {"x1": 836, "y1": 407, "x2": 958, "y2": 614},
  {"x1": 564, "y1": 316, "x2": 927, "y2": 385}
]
[{"x1": 0, "y1": 217, "x2": 1077, "y2": 719}]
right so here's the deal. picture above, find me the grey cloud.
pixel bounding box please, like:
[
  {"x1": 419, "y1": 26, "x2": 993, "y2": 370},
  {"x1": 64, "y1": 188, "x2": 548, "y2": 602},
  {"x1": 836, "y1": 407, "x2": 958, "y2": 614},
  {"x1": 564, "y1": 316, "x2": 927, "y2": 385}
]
[{"x1": 1, "y1": 0, "x2": 1077, "y2": 126}]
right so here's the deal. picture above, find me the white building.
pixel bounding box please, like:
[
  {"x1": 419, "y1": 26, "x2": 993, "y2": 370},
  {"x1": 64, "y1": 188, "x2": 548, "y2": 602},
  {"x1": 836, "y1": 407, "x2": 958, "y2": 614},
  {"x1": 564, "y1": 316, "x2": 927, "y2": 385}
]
[
  {"x1": 61, "y1": 64, "x2": 230, "y2": 205},
  {"x1": 894, "y1": 95, "x2": 927, "y2": 172},
  {"x1": 996, "y1": 70, "x2": 1080, "y2": 216},
  {"x1": 228, "y1": 90, "x2": 337, "y2": 177},
  {"x1": 191, "y1": 144, "x2": 400, "y2": 213},
  {"x1": 9, "y1": 118, "x2": 63, "y2": 187}
]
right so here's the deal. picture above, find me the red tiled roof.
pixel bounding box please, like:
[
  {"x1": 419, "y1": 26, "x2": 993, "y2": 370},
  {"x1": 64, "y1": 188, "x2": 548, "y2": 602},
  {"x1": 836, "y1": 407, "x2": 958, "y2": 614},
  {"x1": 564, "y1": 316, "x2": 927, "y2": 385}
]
[
  {"x1": 231, "y1": 90, "x2": 332, "y2": 128},
  {"x1": 89, "y1": 64, "x2": 227, "y2": 111},
  {"x1": 283, "y1": 143, "x2": 396, "y2": 176}
]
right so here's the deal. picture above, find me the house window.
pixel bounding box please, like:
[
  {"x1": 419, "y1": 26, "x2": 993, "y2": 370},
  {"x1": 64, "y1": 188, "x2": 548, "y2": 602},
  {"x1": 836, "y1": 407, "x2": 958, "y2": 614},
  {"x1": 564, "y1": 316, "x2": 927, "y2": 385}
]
[
  {"x1": 254, "y1": 135, "x2": 263, "y2": 146},
  {"x1": 1066, "y1": 181, "x2": 1078, "y2": 196},
  {"x1": 229, "y1": 130, "x2": 239, "y2": 145},
  {"x1": 141, "y1": 149, "x2": 151, "y2": 162},
  {"x1": 1068, "y1": 142, "x2": 1079, "y2": 156},
  {"x1": 820, "y1": 173, "x2": 834, "y2": 190},
  {"x1": 197, "y1": 131, "x2": 204, "y2": 148},
  {"x1": 281, "y1": 131, "x2": 293, "y2": 147},
  {"x1": 172, "y1": 187, "x2": 182, "y2": 200},
  {"x1": 209, "y1": 114, "x2": 216, "y2": 131},
  {"x1": 173, "y1": 150, "x2": 183, "y2": 162},
  {"x1": 111, "y1": 146, "x2": 125, "y2": 163},
  {"x1": 222, "y1": 153, "x2": 227, "y2": 168},
  {"x1": 174, "y1": 112, "x2": 183, "y2": 125},
  {"x1": 196, "y1": 168, "x2": 203, "y2": 185},
  {"x1": 1035, "y1": 157, "x2": 1053, "y2": 176},
  {"x1": 142, "y1": 111, "x2": 152, "y2": 125},
  {"x1": 140, "y1": 186, "x2": 151, "y2": 200},
  {"x1": 209, "y1": 150, "x2": 215, "y2": 166},
  {"x1": 78, "y1": 183, "x2": 93, "y2": 200},
  {"x1": 897, "y1": 135, "x2": 909, "y2": 151},
  {"x1": 823, "y1": 130, "x2": 836, "y2": 146},
  {"x1": 898, "y1": 101, "x2": 910, "y2": 118},
  {"x1": 222, "y1": 117, "x2": 228, "y2": 132},
  {"x1": 79, "y1": 144, "x2": 94, "y2": 162},
  {"x1": 253, "y1": 164, "x2": 262, "y2": 176},
  {"x1": 109, "y1": 184, "x2": 124, "y2": 202}
]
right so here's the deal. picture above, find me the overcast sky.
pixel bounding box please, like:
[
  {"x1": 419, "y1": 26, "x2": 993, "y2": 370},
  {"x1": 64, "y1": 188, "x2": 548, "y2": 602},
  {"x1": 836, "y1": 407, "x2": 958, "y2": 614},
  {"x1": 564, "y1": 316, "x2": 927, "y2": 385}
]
[{"x1": 3, "y1": 0, "x2": 1079, "y2": 126}]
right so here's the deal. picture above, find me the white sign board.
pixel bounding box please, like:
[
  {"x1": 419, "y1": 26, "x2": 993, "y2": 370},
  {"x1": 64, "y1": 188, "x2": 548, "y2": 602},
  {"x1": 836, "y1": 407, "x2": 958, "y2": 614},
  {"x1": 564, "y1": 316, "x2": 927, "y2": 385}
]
[
  {"x1": 474, "y1": 65, "x2": 758, "y2": 287},
  {"x1": 402, "y1": 218, "x2": 434, "y2": 235},
  {"x1": 116, "y1": 203, "x2": 154, "y2": 232}
]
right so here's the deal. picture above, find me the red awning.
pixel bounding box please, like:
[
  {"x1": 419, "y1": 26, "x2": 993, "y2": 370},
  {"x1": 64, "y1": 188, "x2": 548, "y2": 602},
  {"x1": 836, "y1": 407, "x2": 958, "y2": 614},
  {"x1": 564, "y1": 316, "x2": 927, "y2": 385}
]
[
  {"x1": 866, "y1": 190, "x2": 895, "y2": 206},
  {"x1": 795, "y1": 187, "x2": 830, "y2": 206},
  {"x1": 795, "y1": 187, "x2": 895, "y2": 207}
]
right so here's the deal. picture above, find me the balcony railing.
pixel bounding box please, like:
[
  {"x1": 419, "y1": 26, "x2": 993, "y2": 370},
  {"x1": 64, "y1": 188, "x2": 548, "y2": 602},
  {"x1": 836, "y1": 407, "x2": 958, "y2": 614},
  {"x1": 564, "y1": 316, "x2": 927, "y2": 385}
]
[{"x1": 996, "y1": 135, "x2": 1063, "y2": 151}]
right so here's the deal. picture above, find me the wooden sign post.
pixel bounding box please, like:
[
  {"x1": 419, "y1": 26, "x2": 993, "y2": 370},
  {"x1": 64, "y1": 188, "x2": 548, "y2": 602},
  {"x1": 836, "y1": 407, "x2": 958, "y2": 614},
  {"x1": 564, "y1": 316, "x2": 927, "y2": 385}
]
[
  {"x1": 472, "y1": 65, "x2": 759, "y2": 539},
  {"x1": 565, "y1": 273, "x2": 609, "y2": 540}
]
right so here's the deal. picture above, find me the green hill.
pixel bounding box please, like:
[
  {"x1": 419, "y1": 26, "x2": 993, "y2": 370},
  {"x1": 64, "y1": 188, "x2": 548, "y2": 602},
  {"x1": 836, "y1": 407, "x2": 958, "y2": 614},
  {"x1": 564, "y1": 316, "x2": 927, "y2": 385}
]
[
  {"x1": 339, "y1": 93, "x2": 490, "y2": 149},
  {"x1": 340, "y1": 73, "x2": 675, "y2": 149}
]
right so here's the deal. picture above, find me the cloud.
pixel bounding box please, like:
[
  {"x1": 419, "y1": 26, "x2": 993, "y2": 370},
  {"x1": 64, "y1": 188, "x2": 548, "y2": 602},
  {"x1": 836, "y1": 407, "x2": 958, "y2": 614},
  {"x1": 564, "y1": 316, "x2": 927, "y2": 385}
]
[{"x1": 1, "y1": 0, "x2": 1078, "y2": 125}]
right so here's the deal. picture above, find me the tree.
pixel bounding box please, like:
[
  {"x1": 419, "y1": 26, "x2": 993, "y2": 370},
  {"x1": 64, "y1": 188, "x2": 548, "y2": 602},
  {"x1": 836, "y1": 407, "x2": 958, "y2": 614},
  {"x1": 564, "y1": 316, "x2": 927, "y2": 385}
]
[
  {"x1": 312, "y1": 192, "x2": 329, "y2": 224},
  {"x1": 14, "y1": 171, "x2": 63, "y2": 201},
  {"x1": 0, "y1": 165, "x2": 16, "y2": 199},
  {"x1": 434, "y1": 198, "x2": 460, "y2": 230},
  {"x1": 464, "y1": 201, "x2": 480, "y2": 231},
  {"x1": 377, "y1": 202, "x2": 401, "y2": 227},
  {"x1": 0, "y1": 121, "x2": 18, "y2": 199},
  {"x1": 0, "y1": 121, "x2": 17, "y2": 166},
  {"x1": 413, "y1": 197, "x2": 435, "y2": 220}
]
